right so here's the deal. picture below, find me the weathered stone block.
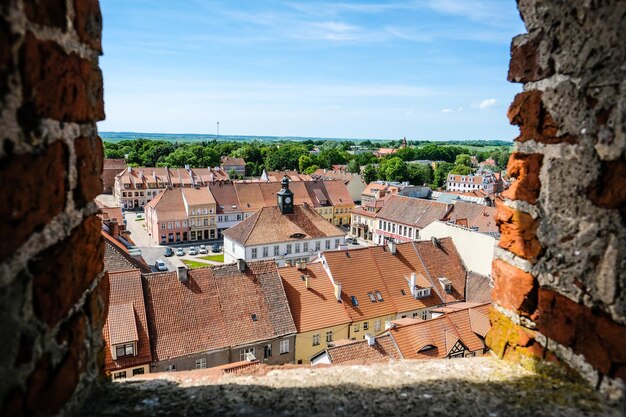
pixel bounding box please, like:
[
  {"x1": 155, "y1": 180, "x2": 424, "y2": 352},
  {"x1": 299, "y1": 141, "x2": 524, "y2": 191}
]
[
  {"x1": 507, "y1": 91, "x2": 577, "y2": 144},
  {"x1": 502, "y1": 152, "x2": 543, "y2": 204},
  {"x1": 20, "y1": 32, "x2": 104, "y2": 122},
  {"x1": 508, "y1": 30, "x2": 554, "y2": 83},
  {"x1": 74, "y1": 135, "x2": 103, "y2": 207},
  {"x1": 496, "y1": 201, "x2": 542, "y2": 262},
  {"x1": 491, "y1": 259, "x2": 537, "y2": 315},
  {"x1": 0, "y1": 141, "x2": 67, "y2": 262},
  {"x1": 31, "y1": 215, "x2": 104, "y2": 327},
  {"x1": 73, "y1": 0, "x2": 102, "y2": 52}
]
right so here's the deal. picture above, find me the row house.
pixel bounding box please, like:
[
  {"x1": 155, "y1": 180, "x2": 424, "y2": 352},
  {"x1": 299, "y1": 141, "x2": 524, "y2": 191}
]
[
  {"x1": 114, "y1": 165, "x2": 229, "y2": 209},
  {"x1": 220, "y1": 156, "x2": 246, "y2": 176},
  {"x1": 311, "y1": 169, "x2": 367, "y2": 204},
  {"x1": 223, "y1": 178, "x2": 346, "y2": 266},
  {"x1": 311, "y1": 303, "x2": 490, "y2": 364},
  {"x1": 102, "y1": 158, "x2": 127, "y2": 194},
  {"x1": 446, "y1": 172, "x2": 500, "y2": 194},
  {"x1": 143, "y1": 261, "x2": 296, "y2": 372},
  {"x1": 145, "y1": 189, "x2": 190, "y2": 244},
  {"x1": 181, "y1": 187, "x2": 218, "y2": 241}
]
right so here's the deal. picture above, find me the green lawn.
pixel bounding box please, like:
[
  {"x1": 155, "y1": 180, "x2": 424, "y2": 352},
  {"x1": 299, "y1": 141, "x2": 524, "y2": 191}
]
[
  {"x1": 199, "y1": 254, "x2": 224, "y2": 263},
  {"x1": 181, "y1": 259, "x2": 211, "y2": 269}
]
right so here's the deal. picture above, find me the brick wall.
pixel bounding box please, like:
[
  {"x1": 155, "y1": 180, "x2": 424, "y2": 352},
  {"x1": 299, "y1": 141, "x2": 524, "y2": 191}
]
[
  {"x1": 487, "y1": 0, "x2": 626, "y2": 402},
  {"x1": 0, "y1": 0, "x2": 106, "y2": 415}
]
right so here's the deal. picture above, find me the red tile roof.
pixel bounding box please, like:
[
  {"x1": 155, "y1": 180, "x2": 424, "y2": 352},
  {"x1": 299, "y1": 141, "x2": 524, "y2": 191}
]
[
  {"x1": 389, "y1": 303, "x2": 490, "y2": 359},
  {"x1": 279, "y1": 263, "x2": 352, "y2": 333},
  {"x1": 144, "y1": 188, "x2": 187, "y2": 220},
  {"x1": 223, "y1": 205, "x2": 344, "y2": 246},
  {"x1": 445, "y1": 201, "x2": 498, "y2": 234},
  {"x1": 326, "y1": 334, "x2": 401, "y2": 364},
  {"x1": 143, "y1": 261, "x2": 296, "y2": 362},
  {"x1": 103, "y1": 270, "x2": 152, "y2": 371},
  {"x1": 376, "y1": 195, "x2": 451, "y2": 228}
]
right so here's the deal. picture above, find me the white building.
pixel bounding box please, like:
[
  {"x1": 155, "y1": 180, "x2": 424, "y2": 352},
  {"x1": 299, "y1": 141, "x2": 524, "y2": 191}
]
[
  {"x1": 223, "y1": 177, "x2": 346, "y2": 266},
  {"x1": 446, "y1": 173, "x2": 497, "y2": 194}
]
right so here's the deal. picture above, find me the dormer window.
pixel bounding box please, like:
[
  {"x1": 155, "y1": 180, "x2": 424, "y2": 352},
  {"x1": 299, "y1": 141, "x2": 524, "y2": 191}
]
[
  {"x1": 375, "y1": 291, "x2": 384, "y2": 302},
  {"x1": 115, "y1": 343, "x2": 134, "y2": 358}
]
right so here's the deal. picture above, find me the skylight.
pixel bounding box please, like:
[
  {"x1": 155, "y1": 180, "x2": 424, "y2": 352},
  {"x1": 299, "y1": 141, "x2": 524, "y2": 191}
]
[
  {"x1": 375, "y1": 291, "x2": 384, "y2": 302},
  {"x1": 350, "y1": 296, "x2": 359, "y2": 306},
  {"x1": 367, "y1": 292, "x2": 376, "y2": 302},
  {"x1": 251, "y1": 314, "x2": 258, "y2": 321}
]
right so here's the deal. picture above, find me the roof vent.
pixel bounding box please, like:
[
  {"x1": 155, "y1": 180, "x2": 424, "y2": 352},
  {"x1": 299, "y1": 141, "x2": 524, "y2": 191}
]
[
  {"x1": 387, "y1": 239, "x2": 397, "y2": 255},
  {"x1": 177, "y1": 266, "x2": 188, "y2": 283},
  {"x1": 365, "y1": 333, "x2": 375, "y2": 347},
  {"x1": 438, "y1": 277, "x2": 452, "y2": 293}
]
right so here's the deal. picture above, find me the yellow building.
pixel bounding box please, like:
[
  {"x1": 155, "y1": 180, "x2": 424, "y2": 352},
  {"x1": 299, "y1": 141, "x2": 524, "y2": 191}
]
[
  {"x1": 181, "y1": 187, "x2": 218, "y2": 241},
  {"x1": 279, "y1": 263, "x2": 353, "y2": 365}
]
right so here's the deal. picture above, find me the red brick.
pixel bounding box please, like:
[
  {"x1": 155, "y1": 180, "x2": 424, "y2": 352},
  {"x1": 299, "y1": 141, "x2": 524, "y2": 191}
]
[
  {"x1": 508, "y1": 91, "x2": 577, "y2": 144},
  {"x1": 491, "y1": 259, "x2": 537, "y2": 315},
  {"x1": 74, "y1": 135, "x2": 103, "y2": 207},
  {"x1": 502, "y1": 152, "x2": 543, "y2": 204},
  {"x1": 24, "y1": 0, "x2": 67, "y2": 29},
  {"x1": 508, "y1": 30, "x2": 554, "y2": 83},
  {"x1": 495, "y1": 201, "x2": 542, "y2": 262},
  {"x1": 73, "y1": 0, "x2": 102, "y2": 52},
  {"x1": 31, "y1": 215, "x2": 104, "y2": 327},
  {"x1": 536, "y1": 289, "x2": 626, "y2": 377},
  {"x1": 0, "y1": 141, "x2": 68, "y2": 262},
  {"x1": 20, "y1": 32, "x2": 104, "y2": 123}
]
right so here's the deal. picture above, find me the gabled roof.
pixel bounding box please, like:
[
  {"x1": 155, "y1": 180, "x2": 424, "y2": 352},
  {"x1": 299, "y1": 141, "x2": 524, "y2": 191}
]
[
  {"x1": 144, "y1": 188, "x2": 187, "y2": 220},
  {"x1": 208, "y1": 182, "x2": 241, "y2": 213},
  {"x1": 322, "y1": 180, "x2": 354, "y2": 206},
  {"x1": 103, "y1": 270, "x2": 152, "y2": 371},
  {"x1": 181, "y1": 187, "x2": 216, "y2": 207},
  {"x1": 103, "y1": 158, "x2": 127, "y2": 169},
  {"x1": 445, "y1": 201, "x2": 498, "y2": 234},
  {"x1": 388, "y1": 303, "x2": 490, "y2": 359},
  {"x1": 223, "y1": 205, "x2": 344, "y2": 246},
  {"x1": 221, "y1": 156, "x2": 246, "y2": 166},
  {"x1": 326, "y1": 334, "x2": 401, "y2": 364},
  {"x1": 103, "y1": 232, "x2": 151, "y2": 274},
  {"x1": 143, "y1": 261, "x2": 296, "y2": 362},
  {"x1": 279, "y1": 263, "x2": 352, "y2": 333},
  {"x1": 376, "y1": 195, "x2": 451, "y2": 229}
]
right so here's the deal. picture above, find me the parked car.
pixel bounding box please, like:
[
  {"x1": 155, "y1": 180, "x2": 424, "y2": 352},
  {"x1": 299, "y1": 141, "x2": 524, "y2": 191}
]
[
  {"x1": 211, "y1": 243, "x2": 221, "y2": 253},
  {"x1": 164, "y1": 247, "x2": 174, "y2": 257},
  {"x1": 189, "y1": 246, "x2": 198, "y2": 256},
  {"x1": 199, "y1": 245, "x2": 208, "y2": 254},
  {"x1": 176, "y1": 248, "x2": 185, "y2": 256},
  {"x1": 155, "y1": 259, "x2": 167, "y2": 272}
]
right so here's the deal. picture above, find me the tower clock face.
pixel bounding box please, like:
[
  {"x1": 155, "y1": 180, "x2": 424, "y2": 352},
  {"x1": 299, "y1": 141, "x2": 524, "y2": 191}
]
[{"x1": 285, "y1": 196, "x2": 292, "y2": 204}]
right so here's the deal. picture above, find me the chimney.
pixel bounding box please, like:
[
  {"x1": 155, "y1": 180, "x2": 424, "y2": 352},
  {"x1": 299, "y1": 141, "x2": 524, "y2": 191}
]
[
  {"x1": 185, "y1": 164, "x2": 190, "y2": 170},
  {"x1": 387, "y1": 239, "x2": 397, "y2": 255},
  {"x1": 333, "y1": 281, "x2": 342, "y2": 302},
  {"x1": 303, "y1": 274, "x2": 310, "y2": 289},
  {"x1": 109, "y1": 218, "x2": 120, "y2": 239},
  {"x1": 296, "y1": 261, "x2": 306, "y2": 271},
  {"x1": 177, "y1": 266, "x2": 188, "y2": 283},
  {"x1": 365, "y1": 333, "x2": 375, "y2": 347},
  {"x1": 237, "y1": 258, "x2": 246, "y2": 273},
  {"x1": 409, "y1": 273, "x2": 416, "y2": 297}
]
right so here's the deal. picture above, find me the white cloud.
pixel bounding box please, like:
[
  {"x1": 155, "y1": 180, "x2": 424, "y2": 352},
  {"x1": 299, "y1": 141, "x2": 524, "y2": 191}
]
[
  {"x1": 441, "y1": 108, "x2": 453, "y2": 113},
  {"x1": 478, "y1": 98, "x2": 497, "y2": 109}
]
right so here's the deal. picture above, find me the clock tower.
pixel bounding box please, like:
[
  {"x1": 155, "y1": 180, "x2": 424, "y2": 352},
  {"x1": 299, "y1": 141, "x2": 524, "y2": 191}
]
[{"x1": 277, "y1": 175, "x2": 294, "y2": 214}]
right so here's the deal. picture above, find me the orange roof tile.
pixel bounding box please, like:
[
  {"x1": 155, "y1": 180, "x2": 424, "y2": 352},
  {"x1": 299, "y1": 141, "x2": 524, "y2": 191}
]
[
  {"x1": 279, "y1": 264, "x2": 352, "y2": 333},
  {"x1": 103, "y1": 270, "x2": 152, "y2": 371},
  {"x1": 376, "y1": 195, "x2": 451, "y2": 229},
  {"x1": 181, "y1": 187, "x2": 216, "y2": 206},
  {"x1": 208, "y1": 182, "x2": 241, "y2": 213},
  {"x1": 144, "y1": 188, "x2": 187, "y2": 220},
  {"x1": 389, "y1": 303, "x2": 490, "y2": 360},
  {"x1": 445, "y1": 201, "x2": 498, "y2": 234},
  {"x1": 326, "y1": 334, "x2": 401, "y2": 364}
]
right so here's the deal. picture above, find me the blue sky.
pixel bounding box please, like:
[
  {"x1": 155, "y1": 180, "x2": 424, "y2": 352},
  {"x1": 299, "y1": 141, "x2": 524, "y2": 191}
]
[{"x1": 98, "y1": 0, "x2": 526, "y2": 140}]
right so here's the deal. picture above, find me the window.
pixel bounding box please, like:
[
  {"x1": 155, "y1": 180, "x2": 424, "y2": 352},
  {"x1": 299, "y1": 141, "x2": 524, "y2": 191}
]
[
  {"x1": 274, "y1": 245, "x2": 280, "y2": 256},
  {"x1": 421, "y1": 310, "x2": 429, "y2": 320},
  {"x1": 400, "y1": 289, "x2": 406, "y2": 296},
  {"x1": 204, "y1": 219, "x2": 208, "y2": 226},
  {"x1": 113, "y1": 371, "x2": 126, "y2": 380},
  {"x1": 375, "y1": 291, "x2": 384, "y2": 302},
  {"x1": 326, "y1": 331, "x2": 333, "y2": 343},
  {"x1": 368, "y1": 292, "x2": 376, "y2": 302},
  {"x1": 161, "y1": 223, "x2": 166, "y2": 229},
  {"x1": 315, "y1": 241, "x2": 321, "y2": 251},
  {"x1": 196, "y1": 358, "x2": 207, "y2": 369},
  {"x1": 183, "y1": 221, "x2": 187, "y2": 227},
  {"x1": 203, "y1": 208, "x2": 208, "y2": 214},
  {"x1": 325, "y1": 240, "x2": 330, "y2": 250},
  {"x1": 286, "y1": 244, "x2": 292, "y2": 254},
  {"x1": 168, "y1": 222, "x2": 173, "y2": 229},
  {"x1": 353, "y1": 323, "x2": 360, "y2": 333},
  {"x1": 132, "y1": 368, "x2": 144, "y2": 376},
  {"x1": 312, "y1": 333, "x2": 320, "y2": 346},
  {"x1": 240, "y1": 347, "x2": 255, "y2": 361},
  {"x1": 175, "y1": 221, "x2": 181, "y2": 228},
  {"x1": 363, "y1": 321, "x2": 369, "y2": 330},
  {"x1": 165, "y1": 364, "x2": 176, "y2": 372},
  {"x1": 263, "y1": 247, "x2": 269, "y2": 257},
  {"x1": 334, "y1": 239, "x2": 340, "y2": 248},
  {"x1": 191, "y1": 209, "x2": 196, "y2": 215},
  {"x1": 303, "y1": 242, "x2": 308, "y2": 252},
  {"x1": 116, "y1": 343, "x2": 134, "y2": 358},
  {"x1": 279, "y1": 339, "x2": 289, "y2": 354},
  {"x1": 350, "y1": 296, "x2": 359, "y2": 306},
  {"x1": 218, "y1": 215, "x2": 223, "y2": 222},
  {"x1": 264, "y1": 344, "x2": 272, "y2": 358},
  {"x1": 295, "y1": 243, "x2": 300, "y2": 253},
  {"x1": 251, "y1": 248, "x2": 257, "y2": 259},
  {"x1": 237, "y1": 214, "x2": 242, "y2": 221},
  {"x1": 374, "y1": 319, "x2": 381, "y2": 331},
  {"x1": 190, "y1": 219, "x2": 195, "y2": 226}
]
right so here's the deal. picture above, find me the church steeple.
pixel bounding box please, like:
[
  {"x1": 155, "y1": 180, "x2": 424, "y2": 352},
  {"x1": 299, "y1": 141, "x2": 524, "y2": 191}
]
[
  {"x1": 401, "y1": 136, "x2": 408, "y2": 149},
  {"x1": 277, "y1": 175, "x2": 294, "y2": 214}
]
